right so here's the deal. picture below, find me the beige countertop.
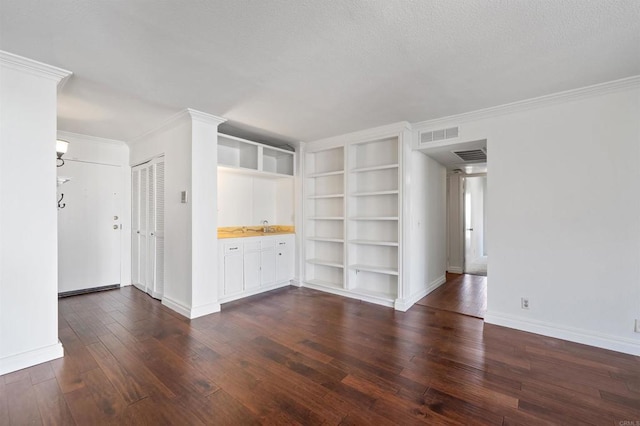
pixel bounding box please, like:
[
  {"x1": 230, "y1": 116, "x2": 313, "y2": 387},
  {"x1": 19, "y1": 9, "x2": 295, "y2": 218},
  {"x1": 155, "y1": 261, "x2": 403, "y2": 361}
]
[{"x1": 217, "y1": 225, "x2": 295, "y2": 239}]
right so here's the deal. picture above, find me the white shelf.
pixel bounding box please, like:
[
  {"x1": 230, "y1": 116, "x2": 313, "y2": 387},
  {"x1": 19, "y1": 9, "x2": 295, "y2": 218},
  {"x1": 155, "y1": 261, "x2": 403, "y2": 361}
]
[
  {"x1": 217, "y1": 133, "x2": 294, "y2": 177},
  {"x1": 349, "y1": 216, "x2": 398, "y2": 221},
  {"x1": 307, "y1": 237, "x2": 344, "y2": 243},
  {"x1": 350, "y1": 264, "x2": 399, "y2": 275},
  {"x1": 307, "y1": 170, "x2": 344, "y2": 178},
  {"x1": 305, "y1": 279, "x2": 343, "y2": 290},
  {"x1": 351, "y1": 190, "x2": 398, "y2": 197},
  {"x1": 218, "y1": 165, "x2": 294, "y2": 179},
  {"x1": 350, "y1": 287, "x2": 396, "y2": 302},
  {"x1": 349, "y1": 240, "x2": 398, "y2": 247},
  {"x1": 307, "y1": 259, "x2": 344, "y2": 268},
  {"x1": 352, "y1": 164, "x2": 399, "y2": 173},
  {"x1": 307, "y1": 194, "x2": 344, "y2": 199},
  {"x1": 308, "y1": 217, "x2": 344, "y2": 221}
]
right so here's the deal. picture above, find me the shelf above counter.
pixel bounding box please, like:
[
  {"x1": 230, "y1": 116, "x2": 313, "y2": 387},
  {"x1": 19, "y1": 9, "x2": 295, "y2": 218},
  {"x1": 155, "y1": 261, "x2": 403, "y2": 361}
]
[{"x1": 218, "y1": 133, "x2": 294, "y2": 177}]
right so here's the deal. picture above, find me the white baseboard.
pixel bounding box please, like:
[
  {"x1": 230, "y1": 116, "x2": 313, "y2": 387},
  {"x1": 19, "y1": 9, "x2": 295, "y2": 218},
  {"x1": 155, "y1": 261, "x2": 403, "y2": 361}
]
[
  {"x1": 395, "y1": 275, "x2": 447, "y2": 312},
  {"x1": 302, "y1": 281, "x2": 395, "y2": 308},
  {"x1": 447, "y1": 266, "x2": 463, "y2": 274},
  {"x1": 162, "y1": 295, "x2": 221, "y2": 319},
  {"x1": 219, "y1": 281, "x2": 292, "y2": 305},
  {"x1": 0, "y1": 341, "x2": 64, "y2": 376},
  {"x1": 161, "y1": 296, "x2": 192, "y2": 318},
  {"x1": 190, "y1": 301, "x2": 221, "y2": 319},
  {"x1": 484, "y1": 311, "x2": 640, "y2": 356}
]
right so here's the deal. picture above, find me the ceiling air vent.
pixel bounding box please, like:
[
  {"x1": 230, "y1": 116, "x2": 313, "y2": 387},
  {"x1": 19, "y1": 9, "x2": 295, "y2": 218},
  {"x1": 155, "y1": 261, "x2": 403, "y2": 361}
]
[
  {"x1": 453, "y1": 148, "x2": 487, "y2": 162},
  {"x1": 420, "y1": 126, "x2": 459, "y2": 144}
]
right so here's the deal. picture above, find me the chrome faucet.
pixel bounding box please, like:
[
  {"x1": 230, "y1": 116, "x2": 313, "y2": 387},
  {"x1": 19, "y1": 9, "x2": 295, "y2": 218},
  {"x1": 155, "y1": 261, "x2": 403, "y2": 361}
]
[{"x1": 262, "y1": 220, "x2": 269, "y2": 233}]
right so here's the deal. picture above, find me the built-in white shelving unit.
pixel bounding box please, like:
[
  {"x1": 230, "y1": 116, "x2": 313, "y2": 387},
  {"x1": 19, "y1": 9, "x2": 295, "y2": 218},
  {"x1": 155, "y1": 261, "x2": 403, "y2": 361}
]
[
  {"x1": 303, "y1": 124, "x2": 410, "y2": 308},
  {"x1": 218, "y1": 133, "x2": 294, "y2": 178},
  {"x1": 304, "y1": 146, "x2": 346, "y2": 289},
  {"x1": 347, "y1": 137, "x2": 400, "y2": 302}
]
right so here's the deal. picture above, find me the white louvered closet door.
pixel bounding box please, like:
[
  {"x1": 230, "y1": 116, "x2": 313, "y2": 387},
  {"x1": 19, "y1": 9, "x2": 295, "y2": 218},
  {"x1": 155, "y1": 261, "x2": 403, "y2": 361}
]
[
  {"x1": 153, "y1": 160, "x2": 165, "y2": 298},
  {"x1": 147, "y1": 163, "x2": 156, "y2": 296},
  {"x1": 139, "y1": 166, "x2": 149, "y2": 291},
  {"x1": 131, "y1": 157, "x2": 164, "y2": 300},
  {"x1": 131, "y1": 169, "x2": 140, "y2": 286}
]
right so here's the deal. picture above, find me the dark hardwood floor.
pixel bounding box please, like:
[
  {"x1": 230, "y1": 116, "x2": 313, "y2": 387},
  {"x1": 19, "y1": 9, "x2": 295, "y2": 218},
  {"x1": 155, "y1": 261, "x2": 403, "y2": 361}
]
[
  {"x1": 417, "y1": 273, "x2": 487, "y2": 319},
  {"x1": 2, "y1": 284, "x2": 639, "y2": 425}
]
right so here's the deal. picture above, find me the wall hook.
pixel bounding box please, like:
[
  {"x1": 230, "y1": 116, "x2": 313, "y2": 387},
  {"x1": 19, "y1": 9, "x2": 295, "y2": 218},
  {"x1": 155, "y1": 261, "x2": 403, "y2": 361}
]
[{"x1": 58, "y1": 193, "x2": 66, "y2": 209}]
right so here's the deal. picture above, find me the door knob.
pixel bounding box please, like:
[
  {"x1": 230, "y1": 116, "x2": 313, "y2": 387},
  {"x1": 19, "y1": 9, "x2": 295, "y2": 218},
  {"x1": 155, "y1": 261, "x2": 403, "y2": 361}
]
[{"x1": 466, "y1": 228, "x2": 474, "y2": 231}]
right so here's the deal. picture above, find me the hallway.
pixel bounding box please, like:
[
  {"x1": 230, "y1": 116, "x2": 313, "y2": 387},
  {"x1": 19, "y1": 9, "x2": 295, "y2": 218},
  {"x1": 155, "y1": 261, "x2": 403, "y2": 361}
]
[{"x1": 416, "y1": 273, "x2": 487, "y2": 318}]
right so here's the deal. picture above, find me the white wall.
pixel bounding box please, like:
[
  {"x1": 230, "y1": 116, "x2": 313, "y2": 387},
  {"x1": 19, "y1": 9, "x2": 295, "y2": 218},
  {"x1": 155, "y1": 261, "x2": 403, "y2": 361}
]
[
  {"x1": 409, "y1": 151, "x2": 447, "y2": 301},
  {"x1": 130, "y1": 110, "x2": 225, "y2": 319},
  {"x1": 420, "y1": 82, "x2": 640, "y2": 354},
  {"x1": 0, "y1": 52, "x2": 71, "y2": 374},
  {"x1": 56, "y1": 131, "x2": 131, "y2": 287},
  {"x1": 191, "y1": 115, "x2": 225, "y2": 317},
  {"x1": 130, "y1": 115, "x2": 194, "y2": 313},
  {"x1": 217, "y1": 171, "x2": 294, "y2": 227}
]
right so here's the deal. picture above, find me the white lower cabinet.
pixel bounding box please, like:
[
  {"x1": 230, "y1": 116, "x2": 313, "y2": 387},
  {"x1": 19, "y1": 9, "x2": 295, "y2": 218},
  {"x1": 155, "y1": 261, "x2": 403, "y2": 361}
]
[
  {"x1": 276, "y1": 239, "x2": 294, "y2": 283},
  {"x1": 222, "y1": 242, "x2": 244, "y2": 296},
  {"x1": 219, "y1": 234, "x2": 295, "y2": 303}
]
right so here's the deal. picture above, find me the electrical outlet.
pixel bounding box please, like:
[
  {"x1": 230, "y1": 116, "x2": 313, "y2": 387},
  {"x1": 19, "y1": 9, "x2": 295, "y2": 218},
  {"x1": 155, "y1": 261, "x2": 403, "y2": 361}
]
[
  {"x1": 521, "y1": 298, "x2": 529, "y2": 310},
  {"x1": 635, "y1": 319, "x2": 640, "y2": 333}
]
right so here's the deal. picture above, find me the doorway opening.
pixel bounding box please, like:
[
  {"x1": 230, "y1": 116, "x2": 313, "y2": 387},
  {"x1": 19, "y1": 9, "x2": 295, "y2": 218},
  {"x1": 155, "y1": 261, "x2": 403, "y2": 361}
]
[{"x1": 463, "y1": 175, "x2": 487, "y2": 276}]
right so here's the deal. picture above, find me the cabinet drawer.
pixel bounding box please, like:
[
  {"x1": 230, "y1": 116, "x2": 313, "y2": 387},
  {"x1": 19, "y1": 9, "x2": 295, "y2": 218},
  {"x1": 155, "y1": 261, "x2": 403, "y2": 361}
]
[
  {"x1": 224, "y1": 243, "x2": 243, "y2": 254},
  {"x1": 261, "y1": 238, "x2": 276, "y2": 249},
  {"x1": 244, "y1": 241, "x2": 261, "y2": 252}
]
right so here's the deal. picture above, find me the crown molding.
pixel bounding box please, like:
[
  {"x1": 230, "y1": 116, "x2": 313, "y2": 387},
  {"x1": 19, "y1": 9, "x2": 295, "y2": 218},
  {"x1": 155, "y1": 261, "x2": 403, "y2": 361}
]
[
  {"x1": 413, "y1": 75, "x2": 640, "y2": 131},
  {"x1": 307, "y1": 121, "x2": 412, "y2": 149},
  {"x1": 129, "y1": 108, "x2": 227, "y2": 144},
  {"x1": 57, "y1": 130, "x2": 127, "y2": 146},
  {"x1": 0, "y1": 50, "x2": 72, "y2": 84},
  {"x1": 186, "y1": 108, "x2": 227, "y2": 126}
]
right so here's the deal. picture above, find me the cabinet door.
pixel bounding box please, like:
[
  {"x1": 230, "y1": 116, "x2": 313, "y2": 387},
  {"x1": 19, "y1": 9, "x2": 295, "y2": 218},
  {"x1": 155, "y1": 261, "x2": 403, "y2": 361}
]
[
  {"x1": 223, "y1": 254, "x2": 244, "y2": 296},
  {"x1": 244, "y1": 250, "x2": 261, "y2": 291},
  {"x1": 276, "y1": 239, "x2": 294, "y2": 283},
  {"x1": 261, "y1": 248, "x2": 276, "y2": 286}
]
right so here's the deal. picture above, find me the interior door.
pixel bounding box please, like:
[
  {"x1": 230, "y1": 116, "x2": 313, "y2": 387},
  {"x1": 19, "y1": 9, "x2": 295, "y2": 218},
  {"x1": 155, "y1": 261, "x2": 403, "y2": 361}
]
[
  {"x1": 58, "y1": 161, "x2": 122, "y2": 293},
  {"x1": 132, "y1": 159, "x2": 164, "y2": 299}
]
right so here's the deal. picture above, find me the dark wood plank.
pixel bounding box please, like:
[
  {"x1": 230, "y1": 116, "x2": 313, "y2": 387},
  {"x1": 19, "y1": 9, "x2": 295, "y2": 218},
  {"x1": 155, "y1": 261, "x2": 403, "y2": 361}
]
[
  {"x1": 33, "y1": 378, "x2": 76, "y2": 426},
  {"x1": 0, "y1": 378, "x2": 9, "y2": 425},
  {"x1": 417, "y1": 272, "x2": 487, "y2": 318},
  {"x1": 2, "y1": 283, "x2": 640, "y2": 425},
  {"x1": 5, "y1": 378, "x2": 43, "y2": 425},
  {"x1": 85, "y1": 341, "x2": 147, "y2": 404}
]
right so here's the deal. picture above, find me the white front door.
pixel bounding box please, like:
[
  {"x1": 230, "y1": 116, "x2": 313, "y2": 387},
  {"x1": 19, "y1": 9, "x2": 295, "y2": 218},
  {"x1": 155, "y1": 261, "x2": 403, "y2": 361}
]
[{"x1": 58, "y1": 161, "x2": 122, "y2": 293}]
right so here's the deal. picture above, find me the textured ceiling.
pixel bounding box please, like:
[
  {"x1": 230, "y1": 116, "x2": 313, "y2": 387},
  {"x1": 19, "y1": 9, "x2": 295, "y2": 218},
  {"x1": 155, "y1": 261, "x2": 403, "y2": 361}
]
[{"x1": 1, "y1": 0, "x2": 639, "y2": 145}]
